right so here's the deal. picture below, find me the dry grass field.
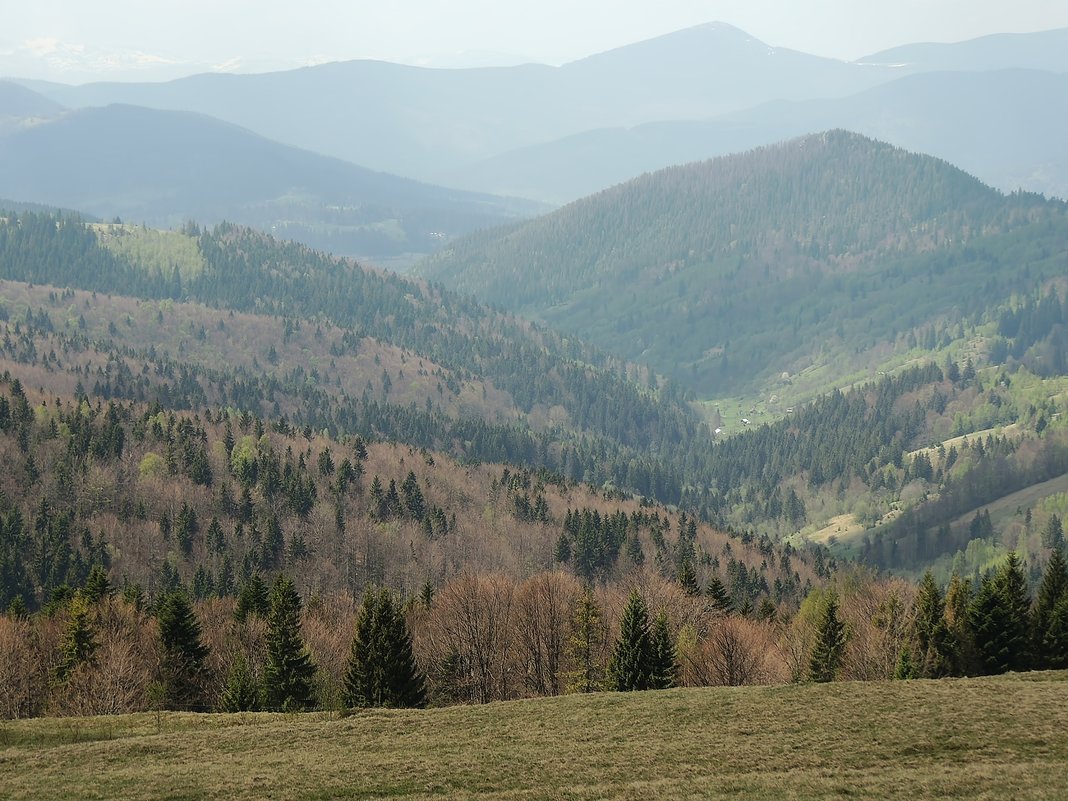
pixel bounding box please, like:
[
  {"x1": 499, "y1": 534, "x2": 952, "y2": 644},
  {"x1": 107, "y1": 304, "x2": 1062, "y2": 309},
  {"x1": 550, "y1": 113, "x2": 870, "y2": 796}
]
[{"x1": 2, "y1": 672, "x2": 1066, "y2": 800}]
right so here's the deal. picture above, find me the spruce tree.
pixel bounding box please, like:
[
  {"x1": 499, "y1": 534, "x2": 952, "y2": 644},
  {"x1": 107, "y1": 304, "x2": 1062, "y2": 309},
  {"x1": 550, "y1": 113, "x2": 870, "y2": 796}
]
[
  {"x1": 970, "y1": 574, "x2": 1009, "y2": 675},
  {"x1": 379, "y1": 592, "x2": 426, "y2": 708},
  {"x1": 221, "y1": 653, "x2": 260, "y2": 712},
  {"x1": 944, "y1": 573, "x2": 976, "y2": 675},
  {"x1": 157, "y1": 590, "x2": 210, "y2": 710},
  {"x1": 994, "y1": 552, "x2": 1032, "y2": 672},
  {"x1": 970, "y1": 554, "x2": 1031, "y2": 675},
  {"x1": 345, "y1": 589, "x2": 382, "y2": 707},
  {"x1": 419, "y1": 579, "x2": 434, "y2": 610},
  {"x1": 1032, "y1": 548, "x2": 1068, "y2": 667},
  {"x1": 705, "y1": 576, "x2": 733, "y2": 614},
  {"x1": 81, "y1": 564, "x2": 112, "y2": 604},
  {"x1": 234, "y1": 574, "x2": 270, "y2": 622},
  {"x1": 648, "y1": 612, "x2": 679, "y2": 689},
  {"x1": 677, "y1": 561, "x2": 700, "y2": 596},
  {"x1": 808, "y1": 592, "x2": 846, "y2": 683},
  {"x1": 607, "y1": 590, "x2": 653, "y2": 691},
  {"x1": 263, "y1": 575, "x2": 316, "y2": 711},
  {"x1": 893, "y1": 646, "x2": 919, "y2": 680},
  {"x1": 1041, "y1": 515, "x2": 1064, "y2": 550},
  {"x1": 345, "y1": 589, "x2": 427, "y2": 708},
  {"x1": 56, "y1": 590, "x2": 97, "y2": 680},
  {"x1": 1043, "y1": 596, "x2": 1068, "y2": 668},
  {"x1": 913, "y1": 571, "x2": 952, "y2": 678}
]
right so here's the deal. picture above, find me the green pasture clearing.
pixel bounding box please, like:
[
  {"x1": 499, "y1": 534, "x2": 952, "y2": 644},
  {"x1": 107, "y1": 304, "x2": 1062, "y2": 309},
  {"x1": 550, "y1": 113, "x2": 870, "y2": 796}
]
[{"x1": 2, "y1": 673, "x2": 1066, "y2": 800}]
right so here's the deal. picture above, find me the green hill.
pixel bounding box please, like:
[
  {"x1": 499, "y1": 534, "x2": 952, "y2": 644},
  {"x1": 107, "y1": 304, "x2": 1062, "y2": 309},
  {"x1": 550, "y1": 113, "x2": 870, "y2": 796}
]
[
  {"x1": 2, "y1": 673, "x2": 1066, "y2": 800},
  {"x1": 419, "y1": 131, "x2": 1068, "y2": 398}
]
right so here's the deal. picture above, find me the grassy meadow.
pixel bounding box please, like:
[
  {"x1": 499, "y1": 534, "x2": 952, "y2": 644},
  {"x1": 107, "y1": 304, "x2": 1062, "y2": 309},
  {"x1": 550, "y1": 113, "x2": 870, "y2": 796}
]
[{"x1": 2, "y1": 672, "x2": 1066, "y2": 800}]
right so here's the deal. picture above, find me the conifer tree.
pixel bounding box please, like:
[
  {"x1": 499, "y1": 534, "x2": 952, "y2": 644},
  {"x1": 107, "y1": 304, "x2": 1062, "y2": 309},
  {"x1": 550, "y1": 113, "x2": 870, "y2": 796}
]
[
  {"x1": 345, "y1": 589, "x2": 380, "y2": 708},
  {"x1": 944, "y1": 573, "x2": 976, "y2": 675},
  {"x1": 56, "y1": 590, "x2": 96, "y2": 679},
  {"x1": 122, "y1": 580, "x2": 146, "y2": 613},
  {"x1": 677, "y1": 561, "x2": 700, "y2": 596},
  {"x1": 1032, "y1": 548, "x2": 1067, "y2": 667},
  {"x1": 1043, "y1": 597, "x2": 1068, "y2": 668},
  {"x1": 995, "y1": 552, "x2": 1032, "y2": 672},
  {"x1": 157, "y1": 589, "x2": 210, "y2": 710},
  {"x1": 234, "y1": 574, "x2": 270, "y2": 622},
  {"x1": 809, "y1": 592, "x2": 846, "y2": 683},
  {"x1": 6, "y1": 596, "x2": 27, "y2": 619},
  {"x1": 554, "y1": 533, "x2": 571, "y2": 564},
  {"x1": 705, "y1": 576, "x2": 733, "y2": 614},
  {"x1": 81, "y1": 564, "x2": 112, "y2": 604},
  {"x1": 1041, "y1": 515, "x2": 1064, "y2": 550},
  {"x1": 970, "y1": 574, "x2": 1009, "y2": 675},
  {"x1": 608, "y1": 590, "x2": 653, "y2": 691},
  {"x1": 344, "y1": 589, "x2": 426, "y2": 708},
  {"x1": 893, "y1": 646, "x2": 918, "y2": 680},
  {"x1": 263, "y1": 575, "x2": 316, "y2": 711},
  {"x1": 419, "y1": 579, "x2": 434, "y2": 610},
  {"x1": 913, "y1": 571, "x2": 952, "y2": 678},
  {"x1": 970, "y1": 554, "x2": 1031, "y2": 675},
  {"x1": 756, "y1": 597, "x2": 777, "y2": 621},
  {"x1": 221, "y1": 652, "x2": 260, "y2": 712},
  {"x1": 648, "y1": 612, "x2": 678, "y2": 689}
]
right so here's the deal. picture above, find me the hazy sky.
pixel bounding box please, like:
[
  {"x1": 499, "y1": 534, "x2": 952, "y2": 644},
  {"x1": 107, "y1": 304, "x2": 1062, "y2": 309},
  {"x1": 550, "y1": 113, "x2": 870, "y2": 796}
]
[{"x1": 5, "y1": 0, "x2": 1068, "y2": 82}]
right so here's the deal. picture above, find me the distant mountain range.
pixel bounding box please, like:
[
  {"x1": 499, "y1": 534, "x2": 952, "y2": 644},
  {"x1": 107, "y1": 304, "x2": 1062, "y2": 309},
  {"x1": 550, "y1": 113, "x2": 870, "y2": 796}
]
[
  {"x1": 11, "y1": 24, "x2": 897, "y2": 180},
  {"x1": 419, "y1": 131, "x2": 1068, "y2": 397},
  {"x1": 442, "y1": 69, "x2": 1068, "y2": 204},
  {"x1": 0, "y1": 83, "x2": 540, "y2": 260},
  {"x1": 9, "y1": 24, "x2": 1067, "y2": 208},
  {"x1": 857, "y1": 27, "x2": 1068, "y2": 72},
  {"x1": 2, "y1": 24, "x2": 1067, "y2": 255}
]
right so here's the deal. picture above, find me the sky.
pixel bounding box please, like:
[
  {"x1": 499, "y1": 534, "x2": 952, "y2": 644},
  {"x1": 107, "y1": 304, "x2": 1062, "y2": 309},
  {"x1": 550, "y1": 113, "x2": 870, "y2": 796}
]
[{"x1": 4, "y1": 0, "x2": 1068, "y2": 83}]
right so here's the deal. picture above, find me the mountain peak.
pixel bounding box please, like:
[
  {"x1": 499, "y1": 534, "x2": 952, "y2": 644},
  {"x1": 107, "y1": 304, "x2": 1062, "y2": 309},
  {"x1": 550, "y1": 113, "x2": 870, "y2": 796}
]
[{"x1": 565, "y1": 22, "x2": 771, "y2": 69}]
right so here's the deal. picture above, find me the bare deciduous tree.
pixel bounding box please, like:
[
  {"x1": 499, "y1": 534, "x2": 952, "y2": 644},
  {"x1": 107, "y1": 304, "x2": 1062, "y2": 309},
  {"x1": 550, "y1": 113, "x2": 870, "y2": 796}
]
[
  {"x1": 0, "y1": 617, "x2": 51, "y2": 719},
  {"x1": 688, "y1": 617, "x2": 782, "y2": 686},
  {"x1": 513, "y1": 572, "x2": 580, "y2": 696},
  {"x1": 425, "y1": 574, "x2": 516, "y2": 703}
]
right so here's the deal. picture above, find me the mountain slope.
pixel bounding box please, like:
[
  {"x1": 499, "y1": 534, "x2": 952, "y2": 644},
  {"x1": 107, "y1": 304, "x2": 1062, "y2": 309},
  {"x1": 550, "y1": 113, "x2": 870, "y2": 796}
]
[
  {"x1": 0, "y1": 211, "x2": 707, "y2": 506},
  {"x1": 0, "y1": 104, "x2": 539, "y2": 259},
  {"x1": 419, "y1": 131, "x2": 1068, "y2": 396}
]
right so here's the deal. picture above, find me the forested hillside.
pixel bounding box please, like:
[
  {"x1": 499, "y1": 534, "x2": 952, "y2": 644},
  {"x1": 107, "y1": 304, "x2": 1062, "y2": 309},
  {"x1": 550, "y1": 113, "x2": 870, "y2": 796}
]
[
  {"x1": 420, "y1": 131, "x2": 1068, "y2": 397},
  {"x1": 0, "y1": 211, "x2": 710, "y2": 504},
  {"x1": 703, "y1": 351, "x2": 1068, "y2": 577},
  {"x1": 3, "y1": 206, "x2": 1067, "y2": 585},
  {"x1": 2, "y1": 179, "x2": 1068, "y2": 727},
  {"x1": 0, "y1": 378, "x2": 819, "y2": 614}
]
